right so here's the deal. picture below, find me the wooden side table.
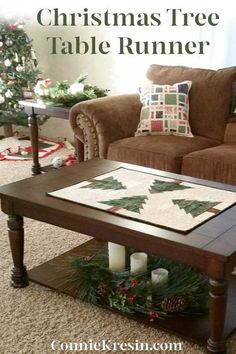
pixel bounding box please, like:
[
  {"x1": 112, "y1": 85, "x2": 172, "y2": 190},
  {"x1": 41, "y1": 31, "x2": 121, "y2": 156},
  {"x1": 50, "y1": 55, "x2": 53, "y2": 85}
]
[{"x1": 19, "y1": 100, "x2": 71, "y2": 175}]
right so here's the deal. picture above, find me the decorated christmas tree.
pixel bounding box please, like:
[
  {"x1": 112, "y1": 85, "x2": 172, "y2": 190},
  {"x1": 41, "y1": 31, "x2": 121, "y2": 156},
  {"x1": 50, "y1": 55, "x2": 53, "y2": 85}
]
[{"x1": 0, "y1": 18, "x2": 39, "y2": 136}]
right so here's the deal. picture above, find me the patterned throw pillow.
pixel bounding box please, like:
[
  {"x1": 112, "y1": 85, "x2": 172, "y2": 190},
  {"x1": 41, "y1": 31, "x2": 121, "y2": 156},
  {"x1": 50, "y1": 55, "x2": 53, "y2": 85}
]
[{"x1": 135, "y1": 81, "x2": 193, "y2": 137}]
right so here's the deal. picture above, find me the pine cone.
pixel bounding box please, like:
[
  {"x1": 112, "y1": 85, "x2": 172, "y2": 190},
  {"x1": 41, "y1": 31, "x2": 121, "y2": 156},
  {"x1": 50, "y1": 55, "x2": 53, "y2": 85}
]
[
  {"x1": 96, "y1": 283, "x2": 110, "y2": 296},
  {"x1": 161, "y1": 295, "x2": 188, "y2": 313}
]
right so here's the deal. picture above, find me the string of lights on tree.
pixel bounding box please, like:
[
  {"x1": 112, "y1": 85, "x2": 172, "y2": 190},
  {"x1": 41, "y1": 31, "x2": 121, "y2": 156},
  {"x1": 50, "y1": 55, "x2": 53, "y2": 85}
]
[{"x1": 0, "y1": 18, "x2": 39, "y2": 129}]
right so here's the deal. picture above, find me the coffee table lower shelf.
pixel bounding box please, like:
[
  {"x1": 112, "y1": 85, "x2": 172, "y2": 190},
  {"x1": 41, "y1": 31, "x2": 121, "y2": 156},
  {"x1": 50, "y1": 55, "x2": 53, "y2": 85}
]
[{"x1": 28, "y1": 239, "x2": 236, "y2": 346}]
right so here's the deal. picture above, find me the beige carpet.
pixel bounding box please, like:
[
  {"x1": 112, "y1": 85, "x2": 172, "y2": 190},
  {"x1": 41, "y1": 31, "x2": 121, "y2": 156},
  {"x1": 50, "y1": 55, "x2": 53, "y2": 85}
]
[{"x1": 0, "y1": 150, "x2": 236, "y2": 354}]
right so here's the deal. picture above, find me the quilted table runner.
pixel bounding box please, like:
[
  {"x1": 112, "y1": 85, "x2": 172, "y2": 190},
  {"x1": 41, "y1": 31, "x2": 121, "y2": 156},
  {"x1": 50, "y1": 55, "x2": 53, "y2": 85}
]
[{"x1": 48, "y1": 168, "x2": 236, "y2": 232}]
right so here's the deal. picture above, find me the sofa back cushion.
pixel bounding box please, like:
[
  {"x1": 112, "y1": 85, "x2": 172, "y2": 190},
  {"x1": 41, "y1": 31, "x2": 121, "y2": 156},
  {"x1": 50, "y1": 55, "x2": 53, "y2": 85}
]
[{"x1": 146, "y1": 64, "x2": 236, "y2": 142}]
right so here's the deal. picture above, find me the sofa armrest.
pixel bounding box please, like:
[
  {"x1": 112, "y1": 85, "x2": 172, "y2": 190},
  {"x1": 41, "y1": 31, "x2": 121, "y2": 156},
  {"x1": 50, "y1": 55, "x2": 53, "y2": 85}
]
[
  {"x1": 69, "y1": 94, "x2": 141, "y2": 160},
  {"x1": 224, "y1": 123, "x2": 236, "y2": 143}
]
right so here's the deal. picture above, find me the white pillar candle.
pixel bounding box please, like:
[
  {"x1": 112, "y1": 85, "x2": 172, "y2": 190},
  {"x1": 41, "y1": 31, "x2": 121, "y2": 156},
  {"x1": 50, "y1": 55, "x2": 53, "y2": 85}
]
[
  {"x1": 130, "y1": 252, "x2": 148, "y2": 274},
  {"x1": 151, "y1": 268, "x2": 169, "y2": 286},
  {"x1": 108, "y1": 242, "x2": 126, "y2": 272}
]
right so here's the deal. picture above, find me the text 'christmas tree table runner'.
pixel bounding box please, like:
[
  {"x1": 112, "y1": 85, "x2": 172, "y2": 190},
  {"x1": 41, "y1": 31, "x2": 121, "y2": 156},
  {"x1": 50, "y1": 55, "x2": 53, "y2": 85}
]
[{"x1": 48, "y1": 168, "x2": 236, "y2": 232}]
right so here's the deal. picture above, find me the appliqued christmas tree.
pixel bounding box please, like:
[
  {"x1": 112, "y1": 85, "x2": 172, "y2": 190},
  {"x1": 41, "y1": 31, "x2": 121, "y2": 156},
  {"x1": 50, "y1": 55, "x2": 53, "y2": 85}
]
[
  {"x1": 82, "y1": 176, "x2": 126, "y2": 190},
  {"x1": 149, "y1": 179, "x2": 191, "y2": 193},
  {"x1": 172, "y1": 199, "x2": 220, "y2": 218},
  {"x1": 100, "y1": 195, "x2": 148, "y2": 213},
  {"x1": 0, "y1": 18, "x2": 40, "y2": 136}
]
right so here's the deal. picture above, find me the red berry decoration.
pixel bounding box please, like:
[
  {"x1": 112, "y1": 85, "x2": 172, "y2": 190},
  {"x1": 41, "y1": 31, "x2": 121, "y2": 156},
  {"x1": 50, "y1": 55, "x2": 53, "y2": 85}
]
[
  {"x1": 149, "y1": 311, "x2": 159, "y2": 322},
  {"x1": 127, "y1": 294, "x2": 137, "y2": 303},
  {"x1": 131, "y1": 278, "x2": 138, "y2": 288}
]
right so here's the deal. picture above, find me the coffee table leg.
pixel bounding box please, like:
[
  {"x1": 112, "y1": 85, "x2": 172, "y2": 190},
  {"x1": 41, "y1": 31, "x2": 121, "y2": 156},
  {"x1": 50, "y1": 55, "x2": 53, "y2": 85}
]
[
  {"x1": 7, "y1": 215, "x2": 28, "y2": 288},
  {"x1": 207, "y1": 278, "x2": 227, "y2": 354},
  {"x1": 28, "y1": 113, "x2": 41, "y2": 175}
]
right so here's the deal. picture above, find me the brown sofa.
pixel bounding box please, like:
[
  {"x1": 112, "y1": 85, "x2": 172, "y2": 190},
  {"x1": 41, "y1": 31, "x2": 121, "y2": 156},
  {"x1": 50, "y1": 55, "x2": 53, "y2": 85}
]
[{"x1": 69, "y1": 65, "x2": 236, "y2": 185}]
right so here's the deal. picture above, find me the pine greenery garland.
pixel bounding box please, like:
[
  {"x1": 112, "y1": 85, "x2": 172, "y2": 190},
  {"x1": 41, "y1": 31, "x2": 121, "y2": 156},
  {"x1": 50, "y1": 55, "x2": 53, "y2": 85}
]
[
  {"x1": 62, "y1": 244, "x2": 209, "y2": 321},
  {"x1": 38, "y1": 81, "x2": 109, "y2": 107}
]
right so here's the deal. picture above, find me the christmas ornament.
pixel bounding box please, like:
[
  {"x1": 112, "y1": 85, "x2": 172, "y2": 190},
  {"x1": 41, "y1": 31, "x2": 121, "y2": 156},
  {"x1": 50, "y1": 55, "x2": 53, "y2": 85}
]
[
  {"x1": 4, "y1": 58, "x2": 11, "y2": 67},
  {"x1": 1, "y1": 73, "x2": 8, "y2": 81},
  {"x1": 68, "y1": 82, "x2": 84, "y2": 95},
  {"x1": 30, "y1": 48, "x2": 37, "y2": 60},
  {"x1": 14, "y1": 53, "x2": 19, "y2": 63},
  {"x1": 24, "y1": 33, "x2": 30, "y2": 43},
  {"x1": 20, "y1": 150, "x2": 29, "y2": 156},
  {"x1": 0, "y1": 95, "x2": 5, "y2": 104},
  {"x1": 16, "y1": 18, "x2": 25, "y2": 27},
  {"x1": 68, "y1": 73, "x2": 88, "y2": 94},
  {"x1": 23, "y1": 88, "x2": 33, "y2": 99},
  {"x1": 5, "y1": 38, "x2": 13, "y2": 47},
  {"x1": 16, "y1": 64, "x2": 24, "y2": 72},
  {"x1": 34, "y1": 78, "x2": 52, "y2": 96},
  {"x1": 5, "y1": 89, "x2": 13, "y2": 98},
  {"x1": 9, "y1": 78, "x2": 17, "y2": 84},
  {"x1": 161, "y1": 295, "x2": 188, "y2": 313},
  {"x1": 52, "y1": 156, "x2": 65, "y2": 168}
]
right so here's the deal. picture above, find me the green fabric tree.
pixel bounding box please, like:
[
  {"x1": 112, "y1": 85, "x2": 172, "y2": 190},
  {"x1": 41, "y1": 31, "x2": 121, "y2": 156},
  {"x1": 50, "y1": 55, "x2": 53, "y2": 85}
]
[
  {"x1": 82, "y1": 176, "x2": 126, "y2": 190},
  {"x1": 149, "y1": 179, "x2": 191, "y2": 193},
  {"x1": 100, "y1": 195, "x2": 148, "y2": 213},
  {"x1": 0, "y1": 19, "x2": 39, "y2": 135},
  {"x1": 172, "y1": 199, "x2": 220, "y2": 218}
]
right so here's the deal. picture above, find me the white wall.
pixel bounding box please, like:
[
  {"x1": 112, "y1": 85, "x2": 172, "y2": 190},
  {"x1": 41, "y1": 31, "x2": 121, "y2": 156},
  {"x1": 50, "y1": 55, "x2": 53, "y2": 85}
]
[{"x1": 0, "y1": 0, "x2": 235, "y2": 141}]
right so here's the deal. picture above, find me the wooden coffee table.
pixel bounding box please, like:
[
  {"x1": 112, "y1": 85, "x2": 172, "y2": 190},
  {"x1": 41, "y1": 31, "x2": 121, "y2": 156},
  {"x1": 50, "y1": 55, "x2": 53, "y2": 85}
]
[{"x1": 0, "y1": 159, "x2": 236, "y2": 354}]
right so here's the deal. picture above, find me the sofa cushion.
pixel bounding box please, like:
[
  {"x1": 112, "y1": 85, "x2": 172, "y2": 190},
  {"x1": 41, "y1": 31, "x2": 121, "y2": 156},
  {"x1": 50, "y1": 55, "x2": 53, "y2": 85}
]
[
  {"x1": 146, "y1": 64, "x2": 236, "y2": 142},
  {"x1": 182, "y1": 144, "x2": 236, "y2": 185},
  {"x1": 136, "y1": 81, "x2": 193, "y2": 137},
  {"x1": 107, "y1": 135, "x2": 219, "y2": 173}
]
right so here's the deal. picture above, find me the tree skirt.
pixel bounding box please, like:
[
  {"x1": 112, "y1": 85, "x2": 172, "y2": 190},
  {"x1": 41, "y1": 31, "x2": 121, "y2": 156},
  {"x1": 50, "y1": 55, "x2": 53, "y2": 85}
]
[
  {"x1": 0, "y1": 137, "x2": 63, "y2": 161},
  {"x1": 48, "y1": 167, "x2": 236, "y2": 232}
]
